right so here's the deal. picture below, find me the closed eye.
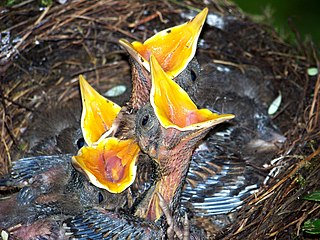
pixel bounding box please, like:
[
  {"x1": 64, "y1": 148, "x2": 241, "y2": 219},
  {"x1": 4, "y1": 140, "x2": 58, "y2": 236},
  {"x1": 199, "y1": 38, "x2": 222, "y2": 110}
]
[
  {"x1": 190, "y1": 69, "x2": 197, "y2": 82},
  {"x1": 98, "y1": 192, "x2": 104, "y2": 203}
]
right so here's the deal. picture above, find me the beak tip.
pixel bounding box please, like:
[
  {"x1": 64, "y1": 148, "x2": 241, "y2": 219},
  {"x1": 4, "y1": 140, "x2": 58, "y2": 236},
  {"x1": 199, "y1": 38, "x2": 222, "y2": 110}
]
[{"x1": 118, "y1": 38, "x2": 131, "y2": 49}]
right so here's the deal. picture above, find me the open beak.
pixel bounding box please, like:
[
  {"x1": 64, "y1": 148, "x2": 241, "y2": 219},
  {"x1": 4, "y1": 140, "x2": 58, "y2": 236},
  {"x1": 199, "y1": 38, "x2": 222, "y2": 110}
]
[
  {"x1": 119, "y1": 7, "x2": 208, "y2": 79},
  {"x1": 79, "y1": 75, "x2": 121, "y2": 145},
  {"x1": 149, "y1": 55, "x2": 235, "y2": 131},
  {"x1": 72, "y1": 137, "x2": 140, "y2": 193}
]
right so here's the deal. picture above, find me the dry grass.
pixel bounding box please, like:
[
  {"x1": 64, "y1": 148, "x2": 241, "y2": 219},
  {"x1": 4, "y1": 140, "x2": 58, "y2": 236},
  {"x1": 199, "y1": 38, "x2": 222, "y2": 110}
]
[{"x1": 0, "y1": 0, "x2": 319, "y2": 239}]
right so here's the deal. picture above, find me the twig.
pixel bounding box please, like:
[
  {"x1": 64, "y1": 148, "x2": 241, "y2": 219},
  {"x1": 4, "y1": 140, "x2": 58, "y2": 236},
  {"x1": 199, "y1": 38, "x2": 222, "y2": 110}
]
[{"x1": 250, "y1": 147, "x2": 320, "y2": 205}]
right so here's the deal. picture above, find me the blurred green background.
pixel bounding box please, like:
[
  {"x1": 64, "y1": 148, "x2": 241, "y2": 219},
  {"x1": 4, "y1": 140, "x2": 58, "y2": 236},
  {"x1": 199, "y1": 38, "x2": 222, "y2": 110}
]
[{"x1": 233, "y1": 0, "x2": 320, "y2": 45}]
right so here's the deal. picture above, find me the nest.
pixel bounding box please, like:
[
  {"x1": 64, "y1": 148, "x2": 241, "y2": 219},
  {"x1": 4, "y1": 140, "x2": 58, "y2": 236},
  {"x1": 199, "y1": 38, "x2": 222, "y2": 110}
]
[{"x1": 0, "y1": 0, "x2": 319, "y2": 239}]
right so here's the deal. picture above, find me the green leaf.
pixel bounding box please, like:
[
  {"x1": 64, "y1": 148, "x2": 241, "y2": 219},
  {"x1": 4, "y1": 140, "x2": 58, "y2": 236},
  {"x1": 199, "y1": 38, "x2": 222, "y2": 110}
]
[
  {"x1": 304, "y1": 191, "x2": 320, "y2": 202},
  {"x1": 307, "y1": 67, "x2": 318, "y2": 76},
  {"x1": 40, "y1": 0, "x2": 52, "y2": 7},
  {"x1": 303, "y1": 219, "x2": 320, "y2": 234},
  {"x1": 6, "y1": 0, "x2": 17, "y2": 6}
]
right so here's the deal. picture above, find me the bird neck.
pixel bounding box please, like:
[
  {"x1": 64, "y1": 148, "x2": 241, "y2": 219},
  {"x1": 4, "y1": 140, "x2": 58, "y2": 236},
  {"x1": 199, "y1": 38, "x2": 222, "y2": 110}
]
[
  {"x1": 133, "y1": 127, "x2": 208, "y2": 221},
  {"x1": 146, "y1": 171, "x2": 186, "y2": 221},
  {"x1": 146, "y1": 137, "x2": 194, "y2": 221}
]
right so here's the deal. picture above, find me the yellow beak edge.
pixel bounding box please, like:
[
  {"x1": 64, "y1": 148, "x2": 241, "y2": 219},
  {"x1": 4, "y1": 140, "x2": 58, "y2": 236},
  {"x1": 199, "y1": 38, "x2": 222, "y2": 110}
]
[
  {"x1": 149, "y1": 55, "x2": 235, "y2": 131},
  {"x1": 79, "y1": 75, "x2": 121, "y2": 145},
  {"x1": 119, "y1": 8, "x2": 208, "y2": 79},
  {"x1": 72, "y1": 137, "x2": 140, "y2": 193}
]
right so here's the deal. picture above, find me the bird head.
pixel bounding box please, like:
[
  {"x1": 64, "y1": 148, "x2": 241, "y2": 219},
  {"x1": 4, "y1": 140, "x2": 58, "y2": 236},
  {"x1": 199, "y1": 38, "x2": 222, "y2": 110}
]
[
  {"x1": 134, "y1": 55, "x2": 234, "y2": 220},
  {"x1": 72, "y1": 76, "x2": 140, "y2": 194},
  {"x1": 136, "y1": 55, "x2": 234, "y2": 166}
]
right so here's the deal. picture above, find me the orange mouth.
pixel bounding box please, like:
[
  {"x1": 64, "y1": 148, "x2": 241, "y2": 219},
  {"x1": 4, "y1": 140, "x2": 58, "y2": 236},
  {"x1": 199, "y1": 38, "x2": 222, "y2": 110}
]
[
  {"x1": 119, "y1": 8, "x2": 208, "y2": 78},
  {"x1": 79, "y1": 75, "x2": 121, "y2": 145},
  {"x1": 149, "y1": 55, "x2": 234, "y2": 131},
  {"x1": 72, "y1": 137, "x2": 140, "y2": 193}
]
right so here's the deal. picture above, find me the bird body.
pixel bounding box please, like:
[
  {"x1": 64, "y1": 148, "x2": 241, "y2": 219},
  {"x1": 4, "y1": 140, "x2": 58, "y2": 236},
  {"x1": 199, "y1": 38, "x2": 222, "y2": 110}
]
[{"x1": 0, "y1": 154, "x2": 167, "y2": 239}]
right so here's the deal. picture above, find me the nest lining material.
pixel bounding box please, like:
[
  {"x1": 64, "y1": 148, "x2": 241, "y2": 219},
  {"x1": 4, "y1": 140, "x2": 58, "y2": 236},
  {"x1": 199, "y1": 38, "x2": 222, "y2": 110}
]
[{"x1": 0, "y1": 0, "x2": 319, "y2": 239}]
